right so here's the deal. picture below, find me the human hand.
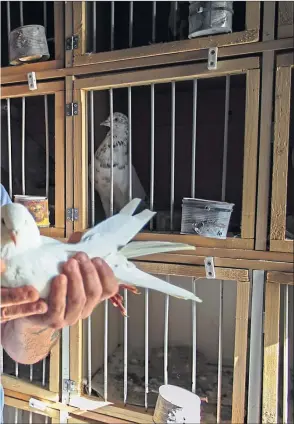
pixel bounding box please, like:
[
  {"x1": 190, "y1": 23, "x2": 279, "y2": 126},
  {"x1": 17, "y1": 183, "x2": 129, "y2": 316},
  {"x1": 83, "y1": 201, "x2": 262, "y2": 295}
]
[
  {"x1": 26, "y1": 232, "x2": 119, "y2": 330},
  {"x1": 0, "y1": 260, "x2": 48, "y2": 324}
]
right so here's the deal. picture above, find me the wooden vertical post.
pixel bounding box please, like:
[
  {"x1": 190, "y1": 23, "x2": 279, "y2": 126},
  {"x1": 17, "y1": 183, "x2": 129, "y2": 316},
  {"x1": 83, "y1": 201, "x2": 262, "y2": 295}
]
[
  {"x1": 255, "y1": 2, "x2": 276, "y2": 250},
  {"x1": 262, "y1": 282, "x2": 280, "y2": 423},
  {"x1": 241, "y1": 69, "x2": 260, "y2": 241},
  {"x1": 270, "y1": 65, "x2": 292, "y2": 246},
  {"x1": 73, "y1": 1, "x2": 87, "y2": 64},
  {"x1": 65, "y1": 2, "x2": 74, "y2": 68},
  {"x1": 65, "y1": 76, "x2": 75, "y2": 238},
  {"x1": 54, "y1": 89, "x2": 66, "y2": 233},
  {"x1": 231, "y1": 281, "x2": 250, "y2": 424},
  {"x1": 73, "y1": 88, "x2": 88, "y2": 233}
]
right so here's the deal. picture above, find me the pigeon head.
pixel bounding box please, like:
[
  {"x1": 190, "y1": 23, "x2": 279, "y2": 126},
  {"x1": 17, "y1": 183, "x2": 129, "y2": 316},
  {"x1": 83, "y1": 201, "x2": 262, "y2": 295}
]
[
  {"x1": 100, "y1": 112, "x2": 128, "y2": 130},
  {"x1": 1, "y1": 203, "x2": 41, "y2": 252}
]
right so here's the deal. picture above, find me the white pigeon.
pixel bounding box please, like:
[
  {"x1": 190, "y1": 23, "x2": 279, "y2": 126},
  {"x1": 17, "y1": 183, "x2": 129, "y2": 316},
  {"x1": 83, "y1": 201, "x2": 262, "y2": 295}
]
[
  {"x1": 91, "y1": 112, "x2": 148, "y2": 217},
  {"x1": 1, "y1": 199, "x2": 202, "y2": 315}
]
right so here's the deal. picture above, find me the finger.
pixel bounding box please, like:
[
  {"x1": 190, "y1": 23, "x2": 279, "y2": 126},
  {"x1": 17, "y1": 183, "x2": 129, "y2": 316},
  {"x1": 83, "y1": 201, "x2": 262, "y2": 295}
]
[
  {"x1": 0, "y1": 260, "x2": 6, "y2": 274},
  {"x1": 1, "y1": 286, "x2": 40, "y2": 307},
  {"x1": 68, "y1": 232, "x2": 83, "y2": 244},
  {"x1": 42, "y1": 275, "x2": 68, "y2": 329},
  {"x1": 74, "y1": 253, "x2": 103, "y2": 320},
  {"x1": 1, "y1": 300, "x2": 48, "y2": 323},
  {"x1": 92, "y1": 258, "x2": 118, "y2": 302},
  {"x1": 63, "y1": 258, "x2": 86, "y2": 325}
]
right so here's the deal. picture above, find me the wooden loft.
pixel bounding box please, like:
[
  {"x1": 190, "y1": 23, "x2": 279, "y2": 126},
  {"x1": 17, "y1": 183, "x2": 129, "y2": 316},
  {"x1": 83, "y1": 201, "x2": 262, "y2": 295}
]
[{"x1": 1, "y1": 1, "x2": 293, "y2": 423}]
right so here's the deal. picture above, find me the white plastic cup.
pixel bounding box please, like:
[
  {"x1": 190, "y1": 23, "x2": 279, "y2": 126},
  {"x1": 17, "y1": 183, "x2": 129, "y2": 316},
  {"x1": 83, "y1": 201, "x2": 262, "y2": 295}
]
[{"x1": 153, "y1": 385, "x2": 201, "y2": 423}]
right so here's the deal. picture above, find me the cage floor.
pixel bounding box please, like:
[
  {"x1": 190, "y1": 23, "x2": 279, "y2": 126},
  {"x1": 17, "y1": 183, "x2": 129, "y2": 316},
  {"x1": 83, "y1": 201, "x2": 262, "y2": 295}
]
[{"x1": 87, "y1": 345, "x2": 233, "y2": 423}]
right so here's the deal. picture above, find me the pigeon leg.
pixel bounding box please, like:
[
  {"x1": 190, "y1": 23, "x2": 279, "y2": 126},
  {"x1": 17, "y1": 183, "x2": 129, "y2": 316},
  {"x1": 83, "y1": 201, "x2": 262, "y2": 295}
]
[{"x1": 109, "y1": 284, "x2": 141, "y2": 316}]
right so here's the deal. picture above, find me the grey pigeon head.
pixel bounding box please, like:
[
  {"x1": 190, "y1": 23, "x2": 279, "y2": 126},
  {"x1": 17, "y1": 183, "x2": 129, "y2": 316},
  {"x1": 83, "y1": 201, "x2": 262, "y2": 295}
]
[{"x1": 100, "y1": 112, "x2": 128, "y2": 130}]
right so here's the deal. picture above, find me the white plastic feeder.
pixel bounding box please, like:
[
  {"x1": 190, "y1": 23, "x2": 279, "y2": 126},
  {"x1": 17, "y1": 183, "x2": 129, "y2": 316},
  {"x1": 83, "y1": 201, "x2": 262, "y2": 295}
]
[{"x1": 153, "y1": 385, "x2": 201, "y2": 424}]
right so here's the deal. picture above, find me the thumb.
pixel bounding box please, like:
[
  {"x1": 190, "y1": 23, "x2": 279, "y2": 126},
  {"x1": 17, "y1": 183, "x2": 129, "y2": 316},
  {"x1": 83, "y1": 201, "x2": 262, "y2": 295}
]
[{"x1": 0, "y1": 260, "x2": 6, "y2": 274}]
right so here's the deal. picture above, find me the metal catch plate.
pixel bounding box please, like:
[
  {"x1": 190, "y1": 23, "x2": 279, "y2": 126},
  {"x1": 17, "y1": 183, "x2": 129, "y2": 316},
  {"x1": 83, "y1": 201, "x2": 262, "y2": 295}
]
[
  {"x1": 66, "y1": 35, "x2": 79, "y2": 50},
  {"x1": 66, "y1": 103, "x2": 78, "y2": 116},
  {"x1": 208, "y1": 47, "x2": 218, "y2": 71},
  {"x1": 66, "y1": 208, "x2": 79, "y2": 221},
  {"x1": 27, "y1": 72, "x2": 37, "y2": 91},
  {"x1": 204, "y1": 257, "x2": 216, "y2": 279}
]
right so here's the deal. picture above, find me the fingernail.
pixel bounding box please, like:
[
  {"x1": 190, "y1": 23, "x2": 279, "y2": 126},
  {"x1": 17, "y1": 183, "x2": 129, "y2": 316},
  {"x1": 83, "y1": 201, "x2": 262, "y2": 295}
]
[
  {"x1": 76, "y1": 253, "x2": 88, "y2": 263},
  {"x1": 93, "y1": 258, "x2": 103, "y2": 267}
]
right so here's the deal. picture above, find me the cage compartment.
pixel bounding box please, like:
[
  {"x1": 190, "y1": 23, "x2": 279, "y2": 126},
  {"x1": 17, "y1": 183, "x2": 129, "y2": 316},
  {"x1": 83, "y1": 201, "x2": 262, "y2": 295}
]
[
  {"x1": 72, "y1": 1, "x2": 260, "y2": 67},
  {"x1": 73, "y1": 60, "x2": 259, "y2": 249},
  {"x1": 1, "y1": 82, "x2": 65, "y2": 238},
  {"x1": 1, "y1": 1, "x2": 63, "y2": 70},
  {"x1": 3, "y1": 404, "x2": 52, "y2": 424},
  {"x1": 270, "y1": 60, "x2": 294, "y2": 253}
]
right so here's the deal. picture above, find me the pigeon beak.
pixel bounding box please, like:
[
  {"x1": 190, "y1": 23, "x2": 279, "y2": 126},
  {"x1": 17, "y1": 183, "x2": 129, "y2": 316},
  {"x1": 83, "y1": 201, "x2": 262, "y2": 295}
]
[
  {"x1": 9, "y1": 230, "x2": 17, "y2": 245},
  {"x1": 100, "y1": 119, "x2": 110, "y2": 127}
]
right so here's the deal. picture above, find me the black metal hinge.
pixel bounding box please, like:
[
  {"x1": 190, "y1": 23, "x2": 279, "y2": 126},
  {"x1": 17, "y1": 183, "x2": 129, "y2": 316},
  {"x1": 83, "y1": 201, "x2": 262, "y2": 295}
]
[
  {"x1": 66, "y1": 208, "x2": 79, "y2": 221},
  {"x1": 66, "y1": 103, "x2": 78, "y2": 116},
  {"x1": 66, "y1": 35, "x2": 79, "y2": 50}
]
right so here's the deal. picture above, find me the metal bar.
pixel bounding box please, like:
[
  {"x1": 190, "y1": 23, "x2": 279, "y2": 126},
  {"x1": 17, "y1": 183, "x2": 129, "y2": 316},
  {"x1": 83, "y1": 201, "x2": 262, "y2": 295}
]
[
  {"x1": 128, "y1": 87, "x2": 132, "y2": 201},
  {"x1": 42, "y1": 358, "x2": 46, "y2": 387},
  {"x1": 129, "y1": 1, "x2": 133, "y2": 48},
  {"x1": 110, "y1": 2, "x2": 115, "y2": 51},
  {"x1": 15, "y1": 362, "x2": 19, "y2": 378},
  {"x1": 164, "y1": 279, "x2": 169, "y2": 386},
  {"x1": 173, "y1": 2, "x2": 178, "y2": 40},
  {"x1": 90, "y1": 91, "x2": 95, "y2": 226},
  {"x1": 216, "y1": 281, "x2": 223, "y2": 424},
  {"x1": 145, "y1": 288, "x2": 149, "y2": 410},
  {"x1": 170, "y1": 82, "x2": 176, "y2": 231},
  {"x1": 61, "y1": 326, "x2": 70, "y2": 424},
  {"x1": 152, "y1": 2, "x2": 156, "y2": 44},
  {"x1": 283, "y1": 284, "x2": 289, "y2": 424},
  {"x1": 123, "y1": 289, "x2": 128, "y2": 405},
  {"x1": 20, "y1": 1, "x2": 24, "y2": 26},
  {"x1": 109, "y1": 88, "x2": 114, "y2": 217},
  {"x1": 7, "y1": 1, "x2": 11, "y2": 36},
  {"x1": 104, "y1": 300, "x2": 109, "y2": 401},
  {"x1": 43, "y1": 1, "x2": 47, "y2": 31},
  {"x1": 247, "y1": 270, "x2": 264, "y2": 423},
  {"x1": 88, "y1": 315, "x2": 92, "y2": 395},
  {"x1": 149, "y1": 84, "x2": 155, "y2": 230},
  {"x1": 44, "y1": 95, "x2": 49, "y2": 198},
  {"x1": 21, "y1": 97, "x2": 26, "y2": 195},
  {"x1": 61, "y1": 327, "x2": 70, "y2": 403},
  {"x1": 191, "y1": 79, "x2": 197, "y2": 198},
  {"x1": 93, "y1": 2, "x2": 97, "y2": 52},
  {"x1": 14, "y1": 408, "x2": 18, "y2": 424},
  {"x1": 6, "y1": 98, "x2": 13, "y2": 198},
  {"x1": 192, "y1": 277, "x2": 197, "y2": 393},
  {"x1": 221, "y1": 76, "x2": 230, "y2": 201}
]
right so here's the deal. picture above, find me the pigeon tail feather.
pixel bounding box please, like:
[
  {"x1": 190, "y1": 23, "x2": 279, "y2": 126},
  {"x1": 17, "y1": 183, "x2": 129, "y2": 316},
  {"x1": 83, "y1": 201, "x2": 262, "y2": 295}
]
[
  {"x1": 115, "y1": 264, "x2": 202, "y2": 302},
  {"x1": 121, "y1": 241, "x2": 195, "y2": 259}
]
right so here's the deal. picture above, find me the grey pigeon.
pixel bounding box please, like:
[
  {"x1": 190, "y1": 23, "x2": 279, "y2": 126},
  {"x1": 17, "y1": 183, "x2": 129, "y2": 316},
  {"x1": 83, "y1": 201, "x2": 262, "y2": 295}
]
[{"x1": 91, "y1": 112, "x2": 148, "y2": 217}]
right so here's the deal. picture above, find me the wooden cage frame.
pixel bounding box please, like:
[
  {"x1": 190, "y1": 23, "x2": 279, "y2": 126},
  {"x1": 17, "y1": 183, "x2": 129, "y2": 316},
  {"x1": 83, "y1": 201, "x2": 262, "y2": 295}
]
[
  {"x1": 270, "y1": 53, "x2": 294, "y2": 254},
  {"x1": 0, "y1": 80, "x2": 66, "y2": 240},
  {"x1": 69, "y1": 264, "x2": 250, "y2": 424},
  {"x1": 70, "y1": 1, "x2": 261, "y2": 69},
  {"x1": 1, "y1": 2, "x2": 65, "y2": 82},
  {"x1": 72, "y1": 56, "x2": 260, "y2": 252}
]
